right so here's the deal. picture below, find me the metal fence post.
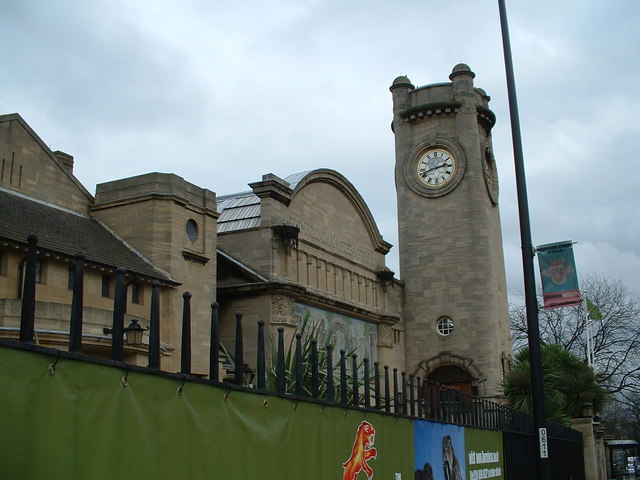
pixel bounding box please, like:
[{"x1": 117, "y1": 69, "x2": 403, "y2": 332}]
[
  {"x1": 181, "y1": 292, "x2": 192, "y2": 374},
  {"x1": 19, "y1": 234, "x2": 38, "y2": 343},
  {"x1": 111, "y1": 267, "x2": 126, "y2": 361},
  {"x1": 148, "y1": 280, "x2": 161, "y2": 369},
  {"x1": 69, "y1": 252, "x2": 85, "y2": 353}
]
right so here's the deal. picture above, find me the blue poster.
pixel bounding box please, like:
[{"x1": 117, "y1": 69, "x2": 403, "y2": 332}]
[
  {"x1": 414, "y1": 420, "x2": 466, "y2": 480},
  {"x1": 537, "y1": 241, "x2": 581, "y2": 308}
]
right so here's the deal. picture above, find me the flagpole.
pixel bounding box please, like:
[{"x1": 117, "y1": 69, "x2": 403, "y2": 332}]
[
  {"x1": 585, "y1": 298, "x2": 593, "y2": 367},
  {"x1": 497, "y1": 1, "x2": 551, "y2": 478}
]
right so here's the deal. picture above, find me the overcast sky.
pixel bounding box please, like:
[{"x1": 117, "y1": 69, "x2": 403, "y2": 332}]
[{"x1": 2, "y1": 0, "x2": 639, "y2": 301}]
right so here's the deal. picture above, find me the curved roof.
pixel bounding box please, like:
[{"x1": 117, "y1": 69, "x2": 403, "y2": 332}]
[
  {"x1": 288, "y1": 169, "x2": 391, "y2": 254},
  {"x1": 217, "y1": 169, "x2": 391, "y2": 254}
]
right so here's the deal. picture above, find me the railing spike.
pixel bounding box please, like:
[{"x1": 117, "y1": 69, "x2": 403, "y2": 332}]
[
  {"x1": 148, "y1": 280, "x2": 161, "y2": 369},
  {"x1": 69, "y1": 252, "x2": 85, "y2": 353},
  {"x1": 208, "y1": 302, "x2": 219, "y2": 380},
  {"x1": 180, "y1": 291, "x2": 192, "y2": 374}
]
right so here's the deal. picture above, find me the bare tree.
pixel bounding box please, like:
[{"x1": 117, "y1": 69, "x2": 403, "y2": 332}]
[
  {"x1": 602, "y1": 393, "x2": 640, "y2": 443},
  {"x1": 510, "y1": 275, "x2": 640, "y2": 399}
]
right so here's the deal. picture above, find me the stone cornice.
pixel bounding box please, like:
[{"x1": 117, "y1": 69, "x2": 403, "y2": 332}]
[
  {"x1": 217, "y1": 280, "x2": 400, "y2": 326},
  {"x1": 400, "y1": 101, "x2": 495, "y2": 133},
  {"x1": 91, "y1": 192, "x2": 220, "y2": 219}
]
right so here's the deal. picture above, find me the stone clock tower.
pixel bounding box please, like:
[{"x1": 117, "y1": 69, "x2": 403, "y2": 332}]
[{"x1": 390, "y1": 64, "x2": 511, "y2": 398}]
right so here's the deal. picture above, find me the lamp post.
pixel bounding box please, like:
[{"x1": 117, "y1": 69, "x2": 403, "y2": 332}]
[{"x1": 497, "y1": 1, "x2": 550, "y2": 478}]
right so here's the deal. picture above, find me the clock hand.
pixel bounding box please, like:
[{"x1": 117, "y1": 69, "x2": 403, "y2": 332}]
[{"x1": 422, "y1": 161, "x2": 449, "y2": 175}]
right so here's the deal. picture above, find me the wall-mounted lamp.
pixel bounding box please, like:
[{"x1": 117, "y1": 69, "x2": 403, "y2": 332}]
[
  {"x1": 272, "y1": 224, "x2": 300, "y2": 250},
  {"x1": 581, "y1": 401, "x2": 594, "y2": 418},
  {"x1": 104, "y1": 319, "x2": 148, "y2": 346}
]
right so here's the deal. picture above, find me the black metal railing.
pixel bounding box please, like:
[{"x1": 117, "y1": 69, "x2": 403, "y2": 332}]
[
  {"x1": 7, "y1": 234, "x2": 589, "y2": 478},
  {"x1": 10, "y1": 234, "x2": 584, "y2": 442}
]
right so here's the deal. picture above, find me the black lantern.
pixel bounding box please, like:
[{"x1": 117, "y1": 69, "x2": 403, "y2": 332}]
[
  {"x1": 581, "y1": 401, "x2": 594, "y2": 418},
  {"x1": 124, "y1": 319, "x2": 146, "y2": 346}
]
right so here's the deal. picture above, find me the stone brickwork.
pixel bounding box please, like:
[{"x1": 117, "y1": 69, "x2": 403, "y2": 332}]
[
  {"x1": 2, "y1": 71, "x2": 512, "y2": 393},
  {"x1": 92, "y1": 173, "x2": 218, "y2": 374},
  {"x1": 0, "y1": 114, "x2": 92, "y2": 213},
  {"x1": 391, "y1": 65, "x2": 511, "y2": 397},
  {"x1": 217, "y1": 170, "x2": 405, "y2": 374}
]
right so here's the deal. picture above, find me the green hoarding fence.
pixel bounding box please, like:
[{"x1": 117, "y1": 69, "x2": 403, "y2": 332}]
[
  {"x1": 0, "y1": 344, "x2": 414, "y2": 479},
  {"x1": 1, "y1": 248, "x2": 585, "y2": 479}
]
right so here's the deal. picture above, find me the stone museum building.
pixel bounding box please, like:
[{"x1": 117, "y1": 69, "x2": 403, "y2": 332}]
[{"x1": 0, "y1": 64, "x2": 511, "y2": 397}]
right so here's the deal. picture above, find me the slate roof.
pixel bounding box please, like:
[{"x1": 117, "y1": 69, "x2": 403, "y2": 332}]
[
  {"x1": 217, "y1": 171, "x2": 311, "y2": 234},
  {"x1": 0, "y1": 189, "x2": 176, "y2": 283}
]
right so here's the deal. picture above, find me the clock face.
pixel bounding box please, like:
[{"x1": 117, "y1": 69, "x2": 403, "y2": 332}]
[
  {"x1": 417, "y1": 148, "x2": 456, "y2": 187},
  {"x1": 483, "y1": 146, "x2": 499, "y2": 205}
]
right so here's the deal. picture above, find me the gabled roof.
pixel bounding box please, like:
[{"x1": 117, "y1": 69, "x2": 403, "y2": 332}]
[
  {"x1": 0, "y1": 113, "x2": 93, "y2": 202},
  {"x1": 0, "y1": 188, "x2": 176, "y2": 283}
]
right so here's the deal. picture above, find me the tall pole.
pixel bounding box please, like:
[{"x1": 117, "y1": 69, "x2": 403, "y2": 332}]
[{"x1": 497, "y1": 1, "x2": 550, "y2": 478}]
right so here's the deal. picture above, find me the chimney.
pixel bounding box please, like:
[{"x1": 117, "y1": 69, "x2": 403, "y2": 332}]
[{"x1": 54, "y1": 150, "x2": 74, "y2": 174}]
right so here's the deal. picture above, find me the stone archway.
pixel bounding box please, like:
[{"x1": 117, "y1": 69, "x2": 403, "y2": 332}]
[
  {"x1": 415, "y1": 353, "x2": 486, "y2": 396},
  {"x1": 428, "y1": 365, "x2": 474, "y2": 395}
]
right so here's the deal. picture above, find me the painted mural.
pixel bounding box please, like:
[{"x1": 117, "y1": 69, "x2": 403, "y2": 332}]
[{"x1": 294, "y1": 303, "x2": 378, "y2": 363}]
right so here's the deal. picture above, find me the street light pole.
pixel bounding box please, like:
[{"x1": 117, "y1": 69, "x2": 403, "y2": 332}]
[{"x1": 497, "y1": 1, "x2": 551, "y2": 478}]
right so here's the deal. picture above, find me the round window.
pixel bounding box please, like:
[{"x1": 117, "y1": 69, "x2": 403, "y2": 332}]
[
  {"x1": 185, "y1": 219, "x2": 198, "y2": 242},
  {"x1": 436, "y1": 317, "x2": 454, "y2": 336}
]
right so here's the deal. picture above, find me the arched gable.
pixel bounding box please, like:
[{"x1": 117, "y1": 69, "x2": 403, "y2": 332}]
[{"x1": 288, "y1": 169, "x2": 391, "y2": 255}]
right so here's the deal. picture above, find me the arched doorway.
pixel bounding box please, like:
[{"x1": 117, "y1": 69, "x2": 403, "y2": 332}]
[{"x1": 427, "y1": 365, "x2": 476, "y2": 396}]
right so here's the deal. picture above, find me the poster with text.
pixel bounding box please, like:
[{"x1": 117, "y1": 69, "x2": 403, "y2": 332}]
[
  {"x1": 414, "y1": 420, "x2": 466, "y2": 480},
  {"x1": 464, "y1": 428, "x2": 504, "y2": 480}
]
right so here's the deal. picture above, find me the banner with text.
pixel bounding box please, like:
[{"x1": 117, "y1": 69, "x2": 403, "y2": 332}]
[
  {"x1": 414, "y1": 422, "x2": 504, "y2": 480},
  {"x1": 536, "y1": 241, "x2": 581, "y2": 308},
  {"x1": 465, "y1": 428, "x2": 504, "y2": 480},
  {"x1": 0, "y1": 347, "x2": 414, "y2": 479}
]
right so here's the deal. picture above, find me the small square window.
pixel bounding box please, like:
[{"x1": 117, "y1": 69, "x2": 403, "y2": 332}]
[
  {"x1": 19, "y1": 258, "x2": 44, "y2": 298},
  {"x1": 0, "y1": 250, "x2": 6, "y2": 276},
  {"x1": 393, "y1": 328, "x2": 402, "y2": 344},
  {"x1": 102, "y1": 275, "x2": 111, "y2": 298},
  {"x1": 35, "y1": 260, "x2": 43, "y2": 284},
  {"x1": 131, "y1": 283, "x2": 142, "y2": 304}
]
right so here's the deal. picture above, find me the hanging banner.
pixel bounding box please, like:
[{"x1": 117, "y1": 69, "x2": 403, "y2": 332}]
[{"x1": 536, "y1": 241, "x2": 580, "y2": 309}]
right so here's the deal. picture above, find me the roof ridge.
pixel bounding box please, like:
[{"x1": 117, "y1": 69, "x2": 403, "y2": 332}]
[{"x1": 216, "y1": 190, "x2": 255, "y2": 200}]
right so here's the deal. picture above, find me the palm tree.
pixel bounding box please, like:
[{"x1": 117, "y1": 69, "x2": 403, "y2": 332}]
[{"x1": 502, "y1": 344, "x2": 608, "y2": 425}]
